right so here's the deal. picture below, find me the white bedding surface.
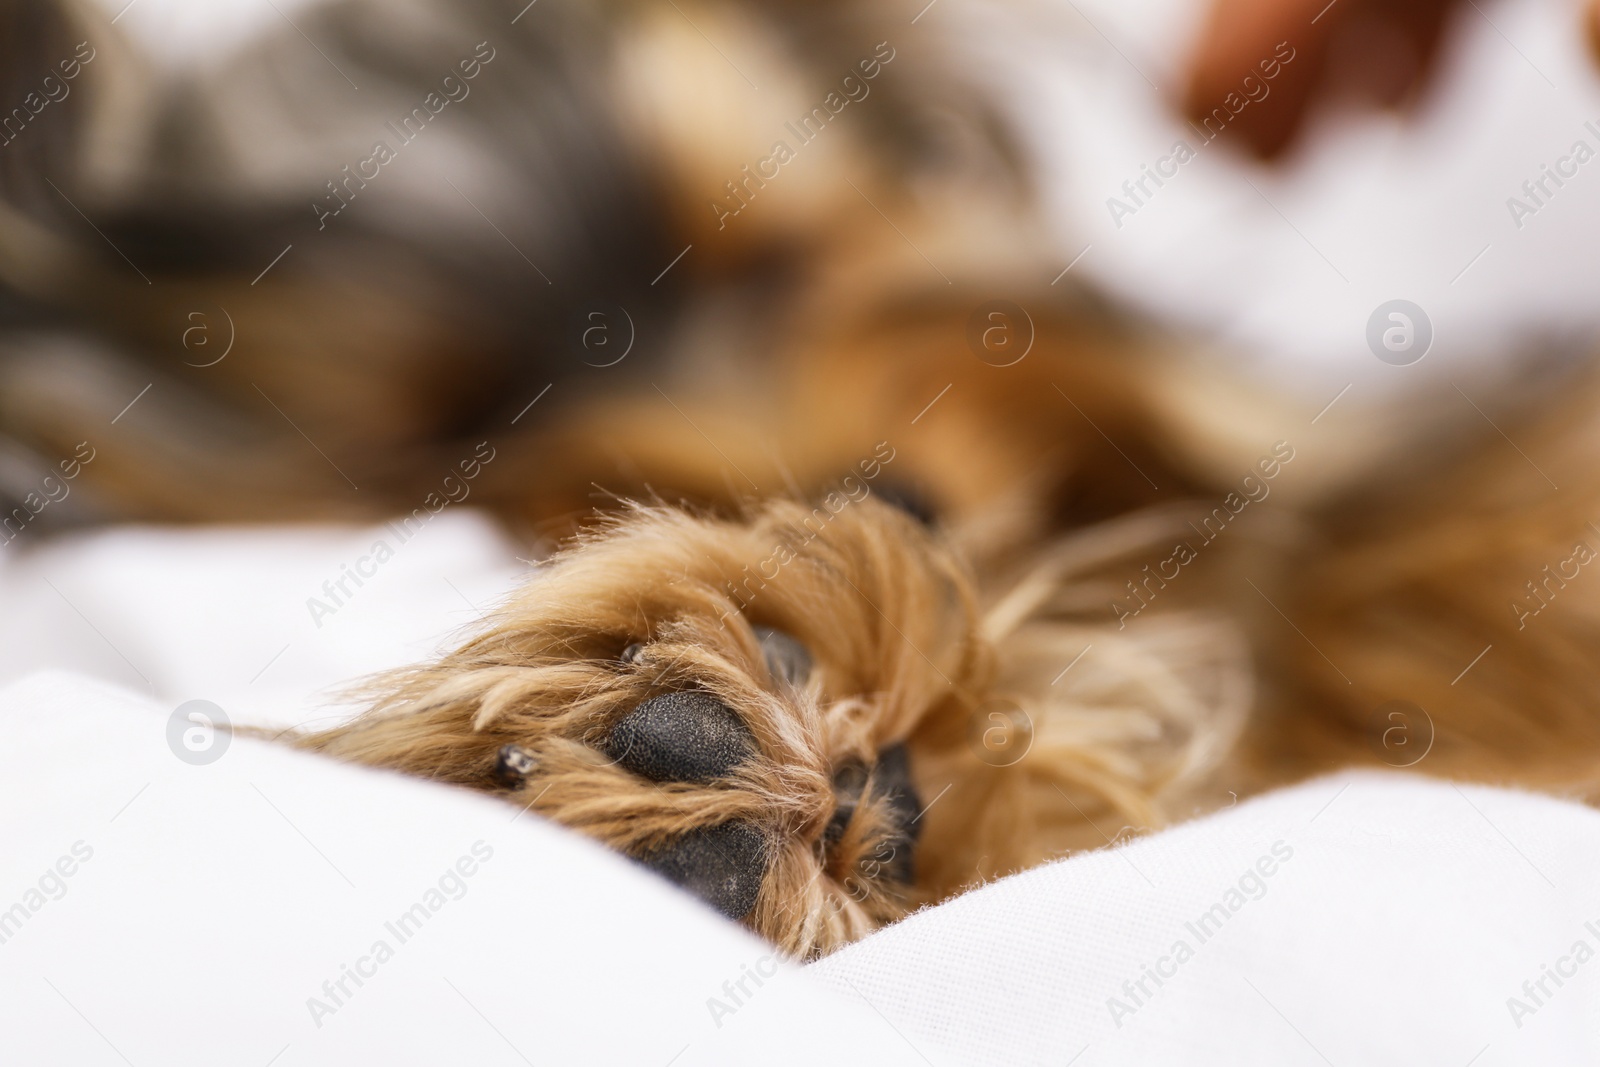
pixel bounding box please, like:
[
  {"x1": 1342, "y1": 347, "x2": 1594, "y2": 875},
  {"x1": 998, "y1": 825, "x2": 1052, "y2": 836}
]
[
  {"x1": 811, "y1": 771, "x2": 1600, "y2": 1065},
  {"x1": 6, "y1": 669, "x2": 1598, "y2": 1066},
  {"x1": 3, "y1": 519, "x2": 1598, "y2": 1065},
  {"x1": 0, "y1": 672, "x2": 954, "y2": 1067},
  {"x1": 0, "y1": 510, "x2": 526, "y2": 730}
]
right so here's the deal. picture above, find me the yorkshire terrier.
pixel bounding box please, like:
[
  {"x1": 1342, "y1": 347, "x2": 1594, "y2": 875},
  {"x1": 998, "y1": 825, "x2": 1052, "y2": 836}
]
[{"x1": 7, "y1": 0, "x2": 1600, "y2": 959}]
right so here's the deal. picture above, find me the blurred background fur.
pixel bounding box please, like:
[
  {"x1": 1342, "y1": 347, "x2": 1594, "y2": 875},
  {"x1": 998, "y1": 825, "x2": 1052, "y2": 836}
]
[{"x1": 0, "y1": 0, "x2": 1039, "y2": 527}]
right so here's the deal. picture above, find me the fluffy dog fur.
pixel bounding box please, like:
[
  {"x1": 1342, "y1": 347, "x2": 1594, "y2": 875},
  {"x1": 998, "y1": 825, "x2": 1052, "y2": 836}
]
[
  {"x1": 301, "y1": 300, "x2": 1600, "y2": 956},
  {"x1": 304, "y1": 499, "x2": 990, "y2": 955},
  {"x1": 8, "y1": 0, "x2": 1600, "y2": 958},
  {"x1": 298, "y1": 487, "x2": 1254, "y2": 958}
]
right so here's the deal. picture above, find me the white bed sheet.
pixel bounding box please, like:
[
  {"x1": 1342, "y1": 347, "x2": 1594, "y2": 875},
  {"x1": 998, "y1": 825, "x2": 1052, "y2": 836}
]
[
  {"x1": 813, "y1": 770, "x2": 1600, "y2": 1065},
  {"x1": 0, "y1": 510, "x2": 526, "y2": 730},
  {"x1": 0, "y1": 671, "x2": 957, "y2": 1067},
  {"x1": 3, "y1": 518, "x2": 1597, "y2": 1065}
]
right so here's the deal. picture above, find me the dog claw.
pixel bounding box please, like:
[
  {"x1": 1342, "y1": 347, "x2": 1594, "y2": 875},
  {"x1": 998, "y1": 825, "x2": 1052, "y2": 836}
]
[{"x1": 493, "y1": 743, "x2": 537, "y2": 788}]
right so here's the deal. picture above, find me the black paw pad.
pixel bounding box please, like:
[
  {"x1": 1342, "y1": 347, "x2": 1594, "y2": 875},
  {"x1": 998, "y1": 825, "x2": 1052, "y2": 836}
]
[
  {"x1": 637, "y1": 821, "x2": 768, "y2": 920},
  {"x1": 824, "y1": 743, "x2": 921, "y2": 884},
  {"x1": 604, "y1": 691, "x2": 756, "y2": 783},
  {"x1": 874, "y1": 481, "x2": 938, "y2": 527},
  {"x1": 753, "y1": 626, "x2": 812, "y2": 687},
  {"x1": 823, "y1": 758, "x2": 870, "y2": 851},
  {"x1": 493, "y1": 744, "x2": 537, "y2": 788},
  {"x1": 874, "y1": 743, "x2": 923, "y2": 840}
]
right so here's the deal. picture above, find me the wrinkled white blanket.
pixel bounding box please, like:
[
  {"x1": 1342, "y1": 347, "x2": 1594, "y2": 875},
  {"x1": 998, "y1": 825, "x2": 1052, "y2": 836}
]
[{"x1": 1, "y1": 519, "x2": 1595, "y2": 1064}]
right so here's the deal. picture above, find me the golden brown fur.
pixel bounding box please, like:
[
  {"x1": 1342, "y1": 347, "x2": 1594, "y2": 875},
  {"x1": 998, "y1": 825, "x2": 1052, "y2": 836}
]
[
  {"x1": 298, "y1": 296, "x2": 1600, "y2": 957},
  {"x1": 297, "y1": 483, "x2": 1252, "y2": 957},
  {"x1": 302, "y1": 498, "x2": 992, "y2": 955}
]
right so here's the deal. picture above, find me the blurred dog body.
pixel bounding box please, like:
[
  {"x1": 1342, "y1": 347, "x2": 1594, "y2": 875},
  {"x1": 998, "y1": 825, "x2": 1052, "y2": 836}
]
[{"x1": 0, "y1": 0, "x2": 1035, "y2": 522}]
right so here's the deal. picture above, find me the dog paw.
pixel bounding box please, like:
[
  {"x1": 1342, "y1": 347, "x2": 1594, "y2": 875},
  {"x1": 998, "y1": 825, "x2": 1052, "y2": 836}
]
[{"x1": 301, "y1": 497, "x2": 991, "y2": 956}]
